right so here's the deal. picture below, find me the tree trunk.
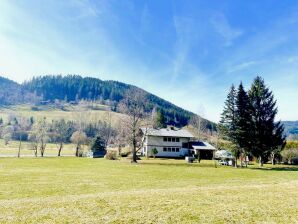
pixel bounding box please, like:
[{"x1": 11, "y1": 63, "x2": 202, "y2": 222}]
[
  {"x1": 18, "y1": 137, "x2": 22, "y2": 158},
  {"x1": 271, "y1": 153, "x2": 275, "y2": 165},
  {"x1": 58, "y1": 142, "x2": 63, "y2": 157},
  {"x1": 197, "y1": 150, "x2": 201, "y2": 163},
  {"x1": 234, "y1": 158, "x2": 238, "y2": 168},
  {"x1": 118, "y1": 145, "x2": 122, "y2": 157},
  {"x1": 75, "y1": 144, "x2": 79, "y2": 157},
  {"x1": 34, "y1": 146, "x2": 38, "y2": 157},
  {"x1": 40, "y1": 148, "x2": 44, "y2": 157},
  {"x1": 132, "y1": 140, "x2": 137, "y2": 163},
  {"x1": 259, "y1": 156, "x2": 264, "y2": 167},
  {"x1": 244, "y1": 151, "x2": 248, "y2": 168}
]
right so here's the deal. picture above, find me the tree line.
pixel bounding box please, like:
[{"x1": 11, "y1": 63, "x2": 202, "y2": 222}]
[
  {"x1": 0, "y1": 110, "x2": 117, "y2": 157},
  {"x1": 22, "y1": 75, "x2": 212, "y2": 128},
  {"x1": 0, "y1": 90, "x2": 168, "y2": 161},
  {"x1": 219, "y1": 76, "x2": 286, "y2": 166}
]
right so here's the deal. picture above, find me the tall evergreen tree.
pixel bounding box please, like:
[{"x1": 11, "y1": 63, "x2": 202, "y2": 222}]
[
  {"x1": 219, "y1": 85, "x2": 237, "y2": 142},
  {"x1": 219, "y1": 85, "x2": 238, "y2": 167},
  {"x1": 152, "y1": 107, "x2": 166, "y2": 129},
  {"x1": 248, "y1": 76, "x2": 285, "y2": 166},
  {"x1": 234, "y1": 83, "x2": 252, "y2": 166}
]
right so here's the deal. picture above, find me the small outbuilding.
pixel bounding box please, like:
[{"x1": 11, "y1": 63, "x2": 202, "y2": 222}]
[{"x1": 189, "y1": 141, "x2": 217, "y2": 160}]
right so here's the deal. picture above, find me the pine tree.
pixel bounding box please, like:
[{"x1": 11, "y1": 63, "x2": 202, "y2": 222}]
[
  {"x1": 219, "y1": 85, "x2": 237, "y2": 142},
  {"x1": 248, "y1": 76, "x2": 285, "y2": 166},
  {"x1": 152, "y1": 108, "x2": 166, "y2": 129},
  {"x1": 90, "y1": 136, "x2": 106, "y2": 152},
  {"x1": 234, "y1": 83, "x2": 252, "y2": 166},
  {"x1": 219, "y1": 85, "x2": 238, "y2": 167}
]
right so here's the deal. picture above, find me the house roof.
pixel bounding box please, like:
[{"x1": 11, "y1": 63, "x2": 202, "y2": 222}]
[
  {"x1": 141, "y1": 128, "x2": 194, "y2": 138},
  {"x1": 191, "y1": 141, "x2": 216, "y2": 150}
]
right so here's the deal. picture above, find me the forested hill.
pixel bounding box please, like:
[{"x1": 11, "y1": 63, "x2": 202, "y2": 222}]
[
  {"x1": 21, "y1": 75, "x2": 197, "y2": 126},
  {"x1": 281, "y1": 121, "x2": 298, "y2": 136},
  {"x1": 0, "y1": 76, "x2": 35, "y2": 105}
]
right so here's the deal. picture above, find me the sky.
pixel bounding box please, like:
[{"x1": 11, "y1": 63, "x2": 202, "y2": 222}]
[{"x1": 0, "y1": 0, "x2": 298, "y2": 122}]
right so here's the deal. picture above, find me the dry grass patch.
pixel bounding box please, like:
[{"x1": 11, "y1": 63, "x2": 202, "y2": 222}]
[{"x1": 0, "y1": 158, "x2": 297, "y2": 223}]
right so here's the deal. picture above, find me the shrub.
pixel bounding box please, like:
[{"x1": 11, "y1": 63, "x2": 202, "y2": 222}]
[
  {"x1": 90, "y1": 136, "x2": 106, "y2": 152},
  {"x1": 281, "y1": 148, "x2": 298, "y2": 164},
  {"x1": 105, "y1": 151, "x2": 117, "y2": 160},
  {"x1": 120, "y1": 151, "x2": 130, "y2": 157},
  {"x1": 31, "y1": 106, "x2": 39, "y2": 111},
  {"x1": 152, "y1": 148, "x2": 158, "y2": 158}
]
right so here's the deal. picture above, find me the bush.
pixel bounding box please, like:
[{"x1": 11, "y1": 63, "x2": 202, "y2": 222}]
[
  {"x1": 152, "y1": 148, "x2": 158, "y2": 158},
  {"x1": 105, "y1": 151, "x2": 117, "y2": 160},
  {"x1": 90, "y1": 136, "x2": 106, "y2": 152},
  {"x1": 120, "y1": 151, "x2": 130, "y2": 157},
  {"x1": 31, "y1": 106, "x2": 39, "y2": 111},
  {"x1": 281, "y1": 148, "x2": 298, "y2": 164}
]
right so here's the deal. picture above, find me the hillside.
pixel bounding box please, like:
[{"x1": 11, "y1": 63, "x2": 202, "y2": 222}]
[
  {"x1": 0, "y1": 76, "x2": 34, "y2": 105},
  {"x1": 22, "y1": 75, "x2": 201, "y2": 127},
  {"x1": 0, "y1": 75, "x2": 214, "y2": 128},
  {"x1": 282, "y1": 121, "x2": 298, "y2": 137}
]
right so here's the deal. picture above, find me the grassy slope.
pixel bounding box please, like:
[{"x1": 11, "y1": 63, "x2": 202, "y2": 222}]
[
  {"x1": 0, "y1": 104, "x2": 125, "y2": 127},
  {"x1": 0, "y1": 158, "x2": 297, "y2": 223}
]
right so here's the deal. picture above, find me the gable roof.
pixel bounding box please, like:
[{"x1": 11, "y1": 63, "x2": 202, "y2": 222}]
[
  {"x1": 141, "y1": 128, "x2": 194, "y2": 138},
  {"x1": 190, "y1": 141, "x2": 216, "y2": 150}
]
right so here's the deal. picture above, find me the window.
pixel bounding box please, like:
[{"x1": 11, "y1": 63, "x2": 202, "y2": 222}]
[
  {"x1": 171, "y1": 148, "x2": 175, "y2": 152},
  {"x1": 163, "y1": 137, "x2": 167, "y2": 142},
  {"x1": 172, "y1": 137, "x2": 175, "y2": 142},
  {"x1": 163, "y1": 147, "x2": 167, "y2": 152},
  {"x1": 167, "y1": 137, "x2": 172, "y2": 142},
  {"x1": 175, "y1": 138, "x2": 180, "y2": 142},
  {"x1": 176, "y1": 148, "x2": 179, "y2": 152},
  {"x1": 182, "y1": 143, "x2": 188, "y2": 148}
]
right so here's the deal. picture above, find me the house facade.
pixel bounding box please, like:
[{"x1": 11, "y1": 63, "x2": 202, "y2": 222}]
[{"x1": 141, "y1": 127, "x2": 195, "y2": 158}]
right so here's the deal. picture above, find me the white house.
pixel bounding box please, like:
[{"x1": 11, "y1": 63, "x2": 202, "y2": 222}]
[
  {"x1": 141, "y1": 127, "x2": 194, "y2": 158},
  {"x1": 141, "y1": 127, "x2": 217, "y2": 159}
]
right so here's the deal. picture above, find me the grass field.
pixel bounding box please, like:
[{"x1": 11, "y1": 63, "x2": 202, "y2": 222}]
[
  {"x1": 0, "y1": 139, "x2": 77, "y2": 156},
  {"x1": 0, "y1": 104, "x2": 125, "y2": 127},
  {"x1": 0, "y1": 158, "x2": 297, "y2": 223}
]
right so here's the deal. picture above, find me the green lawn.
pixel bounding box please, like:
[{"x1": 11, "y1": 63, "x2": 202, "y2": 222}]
[
  {"x1": 0, "y1": 104, "x2": 124, "y2": 127},
  {"x1": 0, "y1": 139, "x2": 77, "y2": 156},
  {"x1": 0, "y1": 158, "x2": 297, "y2": 223}
]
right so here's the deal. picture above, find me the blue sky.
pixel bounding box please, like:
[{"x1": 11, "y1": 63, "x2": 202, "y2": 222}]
[{"x1": 0, "y1": 0, "x2": 298, "y2": 122}]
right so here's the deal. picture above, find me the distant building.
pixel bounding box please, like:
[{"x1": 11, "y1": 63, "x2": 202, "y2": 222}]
[{"x1": 141, "y1": 127, "x2": 216, "y2": 159}]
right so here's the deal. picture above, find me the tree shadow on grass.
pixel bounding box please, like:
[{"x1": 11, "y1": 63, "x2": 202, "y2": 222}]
[
  {"x1": 139, "y1": 159, "x2": 218, "y2": 168},
  {"x1": 250, "y1": 166, "x2": 298, "y2": 171}
]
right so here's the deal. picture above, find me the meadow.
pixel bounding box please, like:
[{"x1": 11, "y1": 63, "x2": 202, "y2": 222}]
[
  {"x1": 0, "y1": 139, "x2": 77, "y2": 157},
  {"x1": 0, "y1": 158, "x2": 297, "y2": 223},
  {"x1": 0, "y1": 104, "x2": 124, "y2": 127}
]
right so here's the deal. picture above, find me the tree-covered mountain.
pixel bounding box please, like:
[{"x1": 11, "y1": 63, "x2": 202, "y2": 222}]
[
  {"x1": 281, "y1": 121, "x2": 298, "y2": 136},
  {"x1": 21, "y1": 75, "x2": 205, "y2": 127},
  {"x1": 0, "y1": 76, "x2": 35, "y2": 105}
]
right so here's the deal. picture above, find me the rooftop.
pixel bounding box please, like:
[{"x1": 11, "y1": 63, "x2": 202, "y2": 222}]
[
  {"x1": 141, "y1": 127, "x2": 194, "y2": 138},
  {"x1": 190, "y1": 141, "x2": 216, "y2": 150}
]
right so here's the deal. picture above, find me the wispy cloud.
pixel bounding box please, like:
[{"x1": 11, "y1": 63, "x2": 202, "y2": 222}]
[
  {"x1": 211, "y1": 13, "x2": 243, "y2": 46},
  {"x1": 1, "y1": 1, "x2": 298, "y2": 121},
  {"x1": 227, "y1": 61, "x2": 258, "y2": 73}
]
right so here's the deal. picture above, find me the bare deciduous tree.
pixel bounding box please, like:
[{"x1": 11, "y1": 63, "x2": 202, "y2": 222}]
[
  {"x1": 51, "y1": 119, "x2": 68, "y2": 156},
  {"x1": 16, "y1": 116, "x2": 30, "y2": 157},
  {"x1": 2, "y1": 125, "x2": 14, "y2": 145},
  {"x1": 31, "y1": 117, "x2": 49, "y2": 157},
  {"x1": 189, "y1": 114, "x2": 207, "y2": 140},
  {"x1": 119, "y1": 88, "x2": 150, "y2": 163},
  {"x1": 71, "y1": 131, "x2": 87, "y2": 157}
]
